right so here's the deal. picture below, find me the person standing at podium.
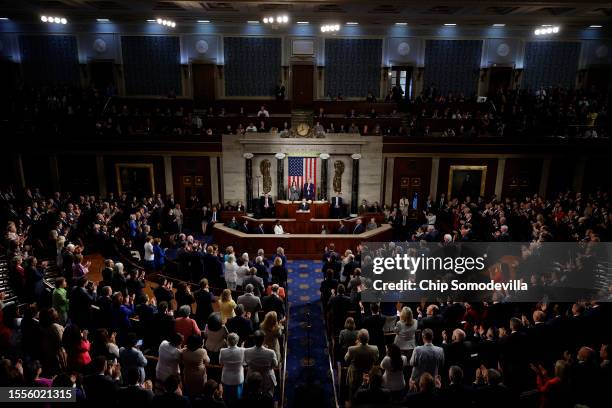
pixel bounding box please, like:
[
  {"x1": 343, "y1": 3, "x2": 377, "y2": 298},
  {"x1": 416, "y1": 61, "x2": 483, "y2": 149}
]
[
  {"x1": 331, "y1": 193, "x2": 343, "y2": 218},
  {"x1": 303, "y1": 178, "x2": 315, "y2": 201},
  {"x1": 298, "y1": 198, "x2": 310, "y2": 212},
  {"x1": 289, "y1": 181, "x2": 300, "y2": 201}
]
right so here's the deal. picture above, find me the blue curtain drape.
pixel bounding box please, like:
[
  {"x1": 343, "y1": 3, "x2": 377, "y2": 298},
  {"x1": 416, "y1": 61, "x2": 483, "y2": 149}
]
[
  {"x1": 324, "y1": 39, "x2": 382, "y2": 98},
  {"x1": 19, "y1": 35, "x2": 79, "y2": 85},
  {"x1": 121, "y1": 36, "x2": 182, "y2": 96},
  {"x1": 522, "y1": 41, "x2": 580, "y2": 89},
  {"x1": 224, "y1": 37, "x2": 282, "y2": 96},
  {"x1": 424, "y1": 40, "x2": 482, "y2": 97}
]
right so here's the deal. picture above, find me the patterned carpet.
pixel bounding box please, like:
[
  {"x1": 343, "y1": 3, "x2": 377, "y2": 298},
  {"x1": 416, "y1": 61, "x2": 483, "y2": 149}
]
[{"x1": 284, "y1": 260, "x2": 336, "y2": 407}]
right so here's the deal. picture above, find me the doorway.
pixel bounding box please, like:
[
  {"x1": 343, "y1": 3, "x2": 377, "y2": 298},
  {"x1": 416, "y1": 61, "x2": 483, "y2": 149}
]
[
  {"x1": 89, "y1": 60, "x2": 115, "y2": 91},
  {"x1": 585, "y1": 65, "x2": 611, "y2": 93},
  {"x1": 291, "y1": 64, "x2": 314, "y2": 108},
  {"x1": 192, "y1": 63, "x2": 216, "y2": 106},
  {"x1": 488, "y1": 67, "x2": 514, "y2": 96},
  {"x1": 390, "y1": 66, "x2": 413, "y2": 100}
]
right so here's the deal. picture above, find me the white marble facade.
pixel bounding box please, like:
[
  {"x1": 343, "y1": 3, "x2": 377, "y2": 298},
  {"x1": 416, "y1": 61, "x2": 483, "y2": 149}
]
[{"x1": 221, "y1": 133, "x2": 383, "y2": 207}]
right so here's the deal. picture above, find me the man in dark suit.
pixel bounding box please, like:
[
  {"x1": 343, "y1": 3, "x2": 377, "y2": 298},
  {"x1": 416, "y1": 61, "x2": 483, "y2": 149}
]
[
  {"x1": 262, "y1": 284, "x2": 285, "y2": 320},
  {"x1": 342, "y1": 254, "x2": 359, "y2": 283},
  {"x1": 327, "y1": 284, "x2": 354, "y2": 335},
  {"x1": 83, "y1": 357, "x2": 119, "y2": 406},
  {"x1": 239, "y1": 219, "x2": 250, "y2": 233},
  {"x1": 225, "y1": 304, "x2": 254, "y2": 345},
  {"x1": 203, "y1": 246, "x2": 224, "y2": 287},
  {"x1": 497, "y1": 317, "x2": 529, "y2": 391},
  {"x1": 298, "y1": 198, "x2": 310, "y2": 211},
  {"x1": 207, "y1": 205, "x2": 221, "y2": 234},
  {"x1": 260, "y1": 193, "x2": 274, "y2": 217},
  {"x1": 353, "y1": 219, "x2": 365, "y2": 234},
  {"x1": 331, "y1": 193, "x2": 343, "y2": 218},
  {"x1": 116, "y1": 367, "x2": 154, "y2": 406},
  {"x1": 243, "y1": 269, "x2": 265, "y2": 297},
  {"x1": 418, "y1": 304, "x2": 445, "y2": 345},
  {"x1": 152, "y1": 374, "x2": 190, "y2": 408},
  {"x1": 437, "y1": 193, "x2": 446, "y2": 211},
  {"x1": 362, "y1": 303, "x2": 386, "y2": 359},
  {"x1": 194, "y1": 278, "x2": 215, "y2": 325},
  {"x1": 255, "y1": 223, "x2": 266, "y2": 234},
  {"x1": 337, "y1": 220, "x2": 347, "y2": 234},
  {"x1": 303, "y1": 178, "x2": 315, "y2": 201}
]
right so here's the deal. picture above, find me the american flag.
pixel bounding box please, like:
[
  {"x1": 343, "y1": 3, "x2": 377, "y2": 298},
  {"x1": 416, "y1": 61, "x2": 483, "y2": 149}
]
[{"x1": 288, "y1": 156, "x2": 317, "y2": 199}]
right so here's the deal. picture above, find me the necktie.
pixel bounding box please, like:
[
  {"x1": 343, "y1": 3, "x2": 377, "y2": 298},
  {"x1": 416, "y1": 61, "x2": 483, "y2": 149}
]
[
  {"x1": 265, "y1": 198, "x2": 269, "y2": 208},
  {"x1": 213, "y1": 212, "x2": 216, "y2": 222}
]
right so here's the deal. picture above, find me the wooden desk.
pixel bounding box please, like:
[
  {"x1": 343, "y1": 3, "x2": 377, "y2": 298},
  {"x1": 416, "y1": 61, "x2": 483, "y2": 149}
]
[
  {"x1": 275, "y1": 201, "x2": 330, "y2": 218},
  {"x1": 242, "y1": 216, "x2": 365, "y2": 234},
  {"x1": 213, "y1": 224, "x2": 393, "y2": 258}
]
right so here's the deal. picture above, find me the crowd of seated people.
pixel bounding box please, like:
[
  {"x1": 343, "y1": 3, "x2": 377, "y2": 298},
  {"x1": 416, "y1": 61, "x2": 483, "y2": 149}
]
[
  {"x1": 408, "y1": 85, "x2": 610, "y2": 139},
  {"x1": 321, "y1": 192, "x2": 611, "y2": 407},
  {"x1": 6, "y1": 83, "x2": 609, "y2": 140},
  {"x1": 0, "y1": 187, "x2": 291, "y2": 407}
]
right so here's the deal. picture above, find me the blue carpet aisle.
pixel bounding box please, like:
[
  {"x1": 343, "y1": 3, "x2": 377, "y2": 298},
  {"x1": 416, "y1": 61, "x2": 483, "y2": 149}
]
[{"x1": 284, "y1": 260, "x2": 336, "y2": 407}]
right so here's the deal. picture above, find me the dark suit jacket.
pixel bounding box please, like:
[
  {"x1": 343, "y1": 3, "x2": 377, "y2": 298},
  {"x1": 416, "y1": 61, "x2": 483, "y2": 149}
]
[
  {"x1": 226, "y1": 315, "x2": 254, "y2": 344},
  {"x1": 194, "y1": 289, "x2": 215, "y2": 322},
  {"x1": 116, "y1": 385, "x2": 154, "y2": 406},
  {"x1": 298, "y1": 202, "x2": 310, "y2": 211},
  {"x1": 353, "y1": 224, "x2": 365, "y2": 234},
  {"x1": 362, "y1": 314, "x2": 386, "y2": 349},
  {"x1": 83, "y1": 374, "x2": 118, "y2": 405},
  {"x1": 255, "y1": 226, "x2": 266, "y2": 234},
  {"x1": 303, "y1": 183, "x2": 315, "y2": 200},
  {"x1": 262, "y1": 295, "x2": 285, "y2": 319}
]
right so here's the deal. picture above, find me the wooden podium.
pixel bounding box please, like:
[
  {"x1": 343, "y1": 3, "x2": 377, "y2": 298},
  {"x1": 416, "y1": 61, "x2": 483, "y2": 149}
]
[{"x1": 275, "y1": 200, "x2": 330, "y2": 218}]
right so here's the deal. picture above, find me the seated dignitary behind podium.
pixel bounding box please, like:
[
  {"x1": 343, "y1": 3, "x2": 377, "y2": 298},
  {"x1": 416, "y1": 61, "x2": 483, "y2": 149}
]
[
  {"x1": 303, "y1": 178, "x2": 315, "y2": 201},
  {"x1": 353, "y1": 219, "x2": 365, "y2": 234},
  {"x1": 259, "y1": 193, "x2": 274, "y2": 217},
  {"x1": 297, "y1": 198, "x2": 310, "y2": 212}
]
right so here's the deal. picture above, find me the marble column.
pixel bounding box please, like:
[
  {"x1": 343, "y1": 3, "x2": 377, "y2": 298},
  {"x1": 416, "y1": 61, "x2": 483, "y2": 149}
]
[
  {"x1": 244, "y1": 153, "x2": 254, "y2": 212},
  {"x1": 539, "y1": 159, "x2": 551, "y2": 197},
  {"x1": 320, "y1": 153, "x2": 330, "y2": 200},
  {"x1": 96, "y1": 155, "x2": 107, "y2": 198},
  {"x1": 430, "y1": 157, "x2": 440, "y2": 200},
  {"x1": 49, "y1": 155, "x2": 60, "y2": 192},
  {"x1": 15, "y1": 154, "x2": 26, "y2": 189},
  {"x1": 163, "y1": 155, "x2": 174, "y2": 197},
  {"x1": 350, "y1": 154, "x2": 361, "y2": 215},
  {"x1": 495, "y1": 159, "x2": 506, "y2": 198},
  {"x1": 275, "y1": 153, "x2": 286, "y2": 200}
]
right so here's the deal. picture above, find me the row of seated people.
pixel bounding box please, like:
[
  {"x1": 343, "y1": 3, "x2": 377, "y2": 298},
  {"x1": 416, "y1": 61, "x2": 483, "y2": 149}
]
[{"x1": 0, "y1": 187, "x2": 290, "y2": 408}]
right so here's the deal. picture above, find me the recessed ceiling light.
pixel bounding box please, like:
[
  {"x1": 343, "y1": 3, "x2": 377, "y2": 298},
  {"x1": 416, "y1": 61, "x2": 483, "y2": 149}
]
[
  {"x1": 197, "y1": 20, "x2": 210, "y2": 23},
  {"x1": 297, "y1": 21, "x2": 309, "y2": 24},
  {"x1": 395, "y1": 22, "x2": 407, "y2": 26},
  {"x1": 346, "y1": 22, "x2": 358, "y2": 25},
  {"x1": 589, "y1": 25, "x2": 603, "y2": 28},
  {"x1": 444, "y1": 23, "x2": 456, "y2": 26},
  {"x1": 96, "y1": 18, "x2": 110, "y2": 22},
  {"x1": 492, "y1": 23, "x2": 505, "y2": 27}
]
